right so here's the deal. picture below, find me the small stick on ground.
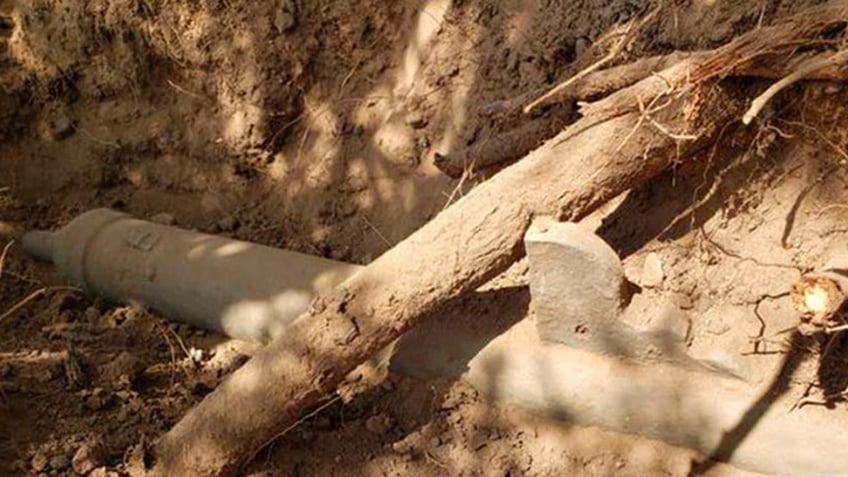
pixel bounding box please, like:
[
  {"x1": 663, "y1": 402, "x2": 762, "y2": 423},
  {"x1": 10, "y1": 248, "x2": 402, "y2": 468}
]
[
  {"x1": 155, "y1": 323, "x2": 179, "y2": 392},
  {"x1": 791, "y1": 381, "x2": 819, "y2": 412},
  {"x1": 167, "y1": 79, "x2": 210, "y2": 102},
  {"x1": 815, "y1": 204, "x2": 848, "y2": 216},
  {"x1": 0, "y1": 240, "x2": 13, "y2": 281},
  {"x1": 162, "y1": 321, "x2": 194, "y2": 361},
  {"x1": 793, "y1": 390, "x2": 848, "y2": 408},
  {"x1": 750, "y1": 293, "x2": 792, "y2": 354},
  {"x1": 0, "y1": 286, "x2": 81, "y2": 324},
  {"x1": 247, "y1": 395, "x2": 341, "y2": 465},
  {"x1": 744, "y1": 48, "x2": 848, "y2": 125},
  {"x1": 360, "y1": 214, "x2": 392, "y2": 248}
]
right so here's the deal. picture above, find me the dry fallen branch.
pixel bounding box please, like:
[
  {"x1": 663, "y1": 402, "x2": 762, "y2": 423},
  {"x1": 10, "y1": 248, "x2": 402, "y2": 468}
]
[
  {"x1": 437, "y1": 52, "x2": 695, "y2": 178},
  {"x1": 480, "y1": 52, "x2": 694, "y2": 120},
  {"x1": 0, "y1": 286, "x2": 82, "y2": 324},
  {"x1": 0, "y1": 240, "x2": 12, "y2": 281},
  {"x1": 582, "y1": 3, "x2": 848, "y2": 120},
  {"x1": 484, "y1": 47, "x2": 848, "y2": 122},
  {"x1": 149, "y1": 4, "x2": 848, "y2": 476},
  {"x1": 743, "y1": 48, "x2": 848, "y2": 124},
  {"x1": 449, "y1": 43, "x2": 848, "y2": 179}
]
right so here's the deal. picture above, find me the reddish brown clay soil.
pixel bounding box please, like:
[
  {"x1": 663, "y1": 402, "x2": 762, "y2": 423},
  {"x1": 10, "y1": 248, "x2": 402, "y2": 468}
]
[{"x1": 2, "y1": 0, "x2": 848, "y2": 476}]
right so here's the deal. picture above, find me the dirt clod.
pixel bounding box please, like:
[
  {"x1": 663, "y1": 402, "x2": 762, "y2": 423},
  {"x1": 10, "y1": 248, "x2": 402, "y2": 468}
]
[
  {"x1": 101, "y1": 351, "x2": 145, "y2": 389},
  {"x1": 391, "y1": 431, "x2": 423, "y2": 455},
  {"x1": 274, "y1": 0, "x2": 297, "y2": 33},
  {"x1": 30, "y1": 451, "x2": 48, "y2": 472},
  {"x1": 48, "y1": 452, "x2": 70, "y2": 471},
  {"x1": 36, "y1": 102, "x2": 75, "y2": 141},
  {"x1": 84, "y1": 387, "x2": 113, "y2": 411},
  {"x1": 90, "y1": 467, "x2": 120, "y2": 477},
  {"x1": 72, "y1": 440, "x2": 105, "y2": 475},
  {"x1": 365, "y1": 413, "x2": 395, "y2": 435}
]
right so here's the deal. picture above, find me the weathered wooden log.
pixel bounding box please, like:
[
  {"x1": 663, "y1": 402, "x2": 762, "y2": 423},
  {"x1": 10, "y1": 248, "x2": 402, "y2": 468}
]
[
  {"x1": 150, "y1": 83, "x2": 741, "y2": 477},
  {"x1": 441, "y1": 43, "x2": 848, "y2": 178},
  {"x1": 436, "y1": 52, "x2": 694, "y2": 178},
  {"x1": 149, "y1": 4, "x2": 848, "y2": 475}
]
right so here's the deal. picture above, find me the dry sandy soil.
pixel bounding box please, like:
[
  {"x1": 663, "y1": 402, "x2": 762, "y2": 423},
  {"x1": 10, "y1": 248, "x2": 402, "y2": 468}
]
[{"x1": 2, "y1": 0, "x2": 848, "y2": 476}]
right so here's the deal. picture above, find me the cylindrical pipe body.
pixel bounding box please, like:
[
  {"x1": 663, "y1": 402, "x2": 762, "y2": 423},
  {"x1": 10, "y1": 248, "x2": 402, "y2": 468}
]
[
  {"x1": 26, "y1": 209, "x2": 362, "y2": 342},
  {"x1": 25, "y1": 210, "x2": 848, "y2": 476},
  {"x1": 391, "y1": 301, "x2": 848, "y2": 477}
]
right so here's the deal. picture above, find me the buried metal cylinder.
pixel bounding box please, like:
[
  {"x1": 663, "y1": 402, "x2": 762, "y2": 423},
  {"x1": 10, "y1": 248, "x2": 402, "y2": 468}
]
[
  {"x1": 22, "y1": 209, "x2": 362, "y2": 342},
  {"x1": 392, "y1": 309, "x2": 848, "y2": 477}
]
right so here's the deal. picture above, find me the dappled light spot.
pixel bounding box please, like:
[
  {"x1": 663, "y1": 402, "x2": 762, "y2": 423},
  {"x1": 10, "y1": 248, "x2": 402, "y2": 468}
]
[
  {"x1": 220, "y1": 290, "x2": 313, "y2": 342},
  {"x1": 186, "y1": 242, "x2": 212, "y2": 261},
  {"x1": 396, "y1": 0, "x2": 451, "y2": 96},
  {"x1": 214, "y1": 242, "x2": 252, "y2": 258},
  {"x1": 373, "y1": 118, "x2": 415, "y2": 168}
]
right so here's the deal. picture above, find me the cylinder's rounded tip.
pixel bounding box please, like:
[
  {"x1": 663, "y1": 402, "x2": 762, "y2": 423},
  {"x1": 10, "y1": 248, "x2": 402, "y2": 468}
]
[{"x1": 22, "y1": 230, "x2": 55, "y2": 263}]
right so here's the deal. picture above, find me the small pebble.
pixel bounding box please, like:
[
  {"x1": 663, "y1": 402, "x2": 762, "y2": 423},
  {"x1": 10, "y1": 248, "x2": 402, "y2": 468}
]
[
  {"x1": 273, "y1": 0, "x2": 297, "y2": 32},
  {"x1": 391, "y1": 430, "x2": 425, "y2": 454},
  {"x1": 48, "y1": 453, "x2": 69, "y2": 471},
  {"x1": 824, "y1": 83, "x2": 843, "y2": 95},
  {"x1": 365, "y1": 413, "x2": 394, "y2": 435},
  {"x1": 90, "y1": 467, "x2": 120, "y2": 477},
  {"x1": 72, "y1": 440, "x2": 105, "y2": 475},
  {"x1": 31, "y1": 452, "x2": 48, "y2": 472},
  {"x1": 85, "y1": 387, "x2": 112, "y2": 411}
]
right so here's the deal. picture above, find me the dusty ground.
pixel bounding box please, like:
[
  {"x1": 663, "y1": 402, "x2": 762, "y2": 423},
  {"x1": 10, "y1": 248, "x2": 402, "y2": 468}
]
[{"x1": 2, "y1": 0, "x2": 848, "y2": 476}]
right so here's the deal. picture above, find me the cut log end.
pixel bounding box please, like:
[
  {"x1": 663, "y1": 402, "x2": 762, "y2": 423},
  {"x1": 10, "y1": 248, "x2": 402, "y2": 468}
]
[{"x1": 792, "y1": 275, "x2": 845, "y2": 324}]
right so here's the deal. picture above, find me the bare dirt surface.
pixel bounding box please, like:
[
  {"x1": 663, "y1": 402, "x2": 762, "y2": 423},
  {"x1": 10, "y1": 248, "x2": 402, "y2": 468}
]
[{"x1": 2, "y1": 0, "x2": 848, "y2": 476}]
